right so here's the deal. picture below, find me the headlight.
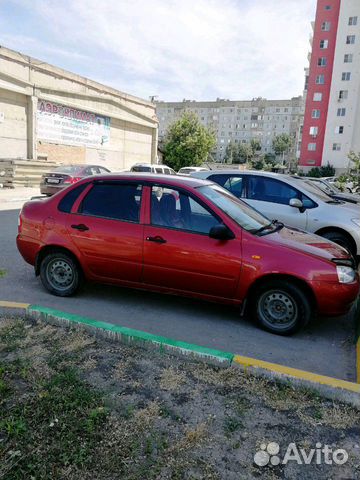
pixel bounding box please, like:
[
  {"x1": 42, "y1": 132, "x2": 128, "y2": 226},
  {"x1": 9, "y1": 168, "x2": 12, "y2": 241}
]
[
  {"x1": 336, "y1": 265, "x2": 356, "y2": 284},
  {"x1": 352, "y1": 218, "x2": 360, "y2": 227}
]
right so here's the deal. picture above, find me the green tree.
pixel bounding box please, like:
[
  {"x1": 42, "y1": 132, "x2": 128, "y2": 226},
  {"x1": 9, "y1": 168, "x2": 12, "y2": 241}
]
[
  {"x1": 163, "y1": 112, "x2": 216, "y2": 171},
  {"x1": 348, "y1": 151, "x2": 360, "y2": 175},
  {"x1": 250, "y1": 138, "x2": 262, "y2": 154},
  {"x1": 272, "y1": 133, "x2": 293, "y2": 159},
  {"x1": 224, "y1": 142, "x2": 237, "y2": 163},
  {"x1": 237, "y1": 143, "x2": 253, "y2": 164}
]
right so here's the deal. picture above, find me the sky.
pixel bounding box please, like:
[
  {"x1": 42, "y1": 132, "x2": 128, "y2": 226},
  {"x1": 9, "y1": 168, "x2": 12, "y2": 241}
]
[{"x1": 0, "y1": 0, "x2": 316, "y2": 102}]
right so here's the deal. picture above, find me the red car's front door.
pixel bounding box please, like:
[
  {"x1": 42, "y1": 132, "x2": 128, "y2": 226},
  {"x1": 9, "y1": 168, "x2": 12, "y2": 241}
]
[
  {"x1": 142, "y1": 186, "x2": 242, "y2": 300},
  {"x1": 67, "y1": 181, "x2": 144, "y2": 283}
]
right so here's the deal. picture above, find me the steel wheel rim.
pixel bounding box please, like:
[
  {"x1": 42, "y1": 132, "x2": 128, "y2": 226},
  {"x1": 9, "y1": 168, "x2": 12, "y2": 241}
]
[
  {"x1": 46, "y1": 259, "x2": 75, "y2": 291},
  {"x1": 258, "y1": 290, "x2": 298, "y2": 330}
]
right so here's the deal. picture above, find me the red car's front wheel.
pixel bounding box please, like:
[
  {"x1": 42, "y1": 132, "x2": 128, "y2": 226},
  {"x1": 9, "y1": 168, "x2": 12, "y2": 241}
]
[{"x1": 252, "y1": 280, "x2": 312, "y2": 335}]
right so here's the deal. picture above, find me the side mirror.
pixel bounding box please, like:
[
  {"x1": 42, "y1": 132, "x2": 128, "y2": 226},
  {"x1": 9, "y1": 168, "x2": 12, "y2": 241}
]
[
  {"x1": 209, "y1": 224, "x2": 235, "y2": 240},
  {"x1": 289, "y1": 198, "x2": 303, "y2": 208},
  {"x1": 289, "y1": 198, "x2": 305, "y2": 213}
]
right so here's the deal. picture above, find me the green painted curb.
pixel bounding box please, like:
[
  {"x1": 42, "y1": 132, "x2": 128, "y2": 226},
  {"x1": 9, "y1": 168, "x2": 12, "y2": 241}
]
[{"x1": 27, "y1": 305, "x2": 234, "y2": 364}]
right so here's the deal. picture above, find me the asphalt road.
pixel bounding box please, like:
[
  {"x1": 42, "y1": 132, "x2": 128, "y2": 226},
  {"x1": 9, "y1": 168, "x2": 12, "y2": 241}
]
[{"x1": 0, "y1": 205, "x2": 357, "y2": 381}]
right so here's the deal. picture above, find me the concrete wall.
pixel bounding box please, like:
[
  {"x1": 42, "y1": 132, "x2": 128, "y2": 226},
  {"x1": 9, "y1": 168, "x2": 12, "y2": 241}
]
[
  {"x1": 0, "y1": 88, "x2": 28, "y2": 158},
  {"x1": 0, "y1": 46, "x2": 158, "y2": 170}
]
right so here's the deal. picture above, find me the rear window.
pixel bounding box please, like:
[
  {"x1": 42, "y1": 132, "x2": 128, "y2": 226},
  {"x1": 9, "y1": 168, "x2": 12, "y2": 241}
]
[
  {"x1": 131, "y1": 165, "x2": 151, "y2": 172},
  {"x1": 58, "y1": 183, "x2": 89, "y2": 213},
  {"x1": 54, "y1": 165, "x2": 83, "y2": 174}
]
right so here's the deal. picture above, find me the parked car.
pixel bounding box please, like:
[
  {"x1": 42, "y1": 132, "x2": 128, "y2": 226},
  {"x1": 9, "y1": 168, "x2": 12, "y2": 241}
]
[
  {"x1": 298, "y1": 177, "x2": 360, "y2": 205},
  {"x1": 322, "y1": 176, "x2": 357, "y2": 193},
  {"x1": 130, "y1": 163, "x2": 176, "y2": 175},
  {"x1": 191, "y1": 170, "x2": 360, "y2": 259},
  {"x1": 178, "y1": 166, "x2": 210, "y2": 176},
  {"x1": 40, "y1": 164, "x2": 110, "y2": 196},
  {"x1": 17, "y1": 174, "x2": 359, "y2": 335}
]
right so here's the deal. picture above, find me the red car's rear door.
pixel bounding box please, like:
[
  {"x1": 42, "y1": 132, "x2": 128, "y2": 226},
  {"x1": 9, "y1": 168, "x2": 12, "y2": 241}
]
[
  {"x1": 142, "y1": 185, "x2": 242, "y2": 299},
  {"x1": 66, "y1": 181, "x2": 144, "y2": 283}
]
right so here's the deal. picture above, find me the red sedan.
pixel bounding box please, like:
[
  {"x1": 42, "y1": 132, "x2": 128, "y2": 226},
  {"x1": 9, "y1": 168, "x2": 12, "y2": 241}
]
[{"x1": 17, "y1": 174, "x2": 359, "y2": 335}]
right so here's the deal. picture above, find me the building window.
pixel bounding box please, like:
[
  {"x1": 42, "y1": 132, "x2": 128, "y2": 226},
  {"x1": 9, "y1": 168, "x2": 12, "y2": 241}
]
[
  {"x1": 308, "y1": 143, "x2": 317, "y2": 151},
  {"x1": 346, "y1": 35, "x2": 355, "y2": 44},
  {"x1": 332, "y1": 143, "x2": 341, "y2": 151},
  {"x1": 313, "y1": 92, "x2": 323, "y2": 101},
  {"x1": 344, "y1": 54, "x2": 353, "y2": 63},
  {"x1": 339, "y1": 90, "x2": 348, "y2": 99},
  {"x1": 318, "y1": 57, "x2": 327, "y2": 66},
  {"x1": 349, "y1": 16, "x2": 358, "y2": 26},
  {"x1": 316, "y1": 74, "x2": 325, "y2": 84},
  {"x1": 342, "y1": 72, "x2": 351, "y2": 81},
  {"x1": 312, "y1": 109, "x2": 321, "y2": 118},
  {"x1": 309, "y1": 126, "x2": 318, "y2": 136},
  {"x1": 321, "y1": 21, "x2": 331, "y2": 31},
  {"x1": 320, "y1": 39, "x2": 329, "y2": 49},
  {"x1": 337, "y1": 108, "x2": 346, "y2": 116},
  {"x1": 325, "y1": 5, "x2": 331, "y2": 10},
  {"x1": 335, "y1": 126, "x2": 344, "y2": 134}
]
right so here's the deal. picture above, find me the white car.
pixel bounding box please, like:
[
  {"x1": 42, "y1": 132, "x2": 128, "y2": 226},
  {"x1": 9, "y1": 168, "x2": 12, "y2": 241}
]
[
  {"x1": 130, "y1": 163, "x2": 176, "y2": 175},
  {"x1": 191, "y1": 169, "x2": 360, "y2": 259},
  {"x1": 178, "y1": 166, "x2": 210, "y2": 176},
  {"x1": 322, "y1": 176, "x2": 356, "y2": 193}
]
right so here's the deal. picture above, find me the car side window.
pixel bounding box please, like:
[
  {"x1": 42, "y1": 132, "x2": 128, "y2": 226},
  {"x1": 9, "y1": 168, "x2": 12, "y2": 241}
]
[
  {"x1": 79, "y1": 183, "x2": 142, "y2": 223},
  {"x1": 248, "y1": 177, "x2": 303, "y2": 206},
  {"x1": 155, "y1": 167, "x2": 163, "y2": 174},
  {"x1": 98, "y1": 167, "x2": 109, "y2": 174},
  {"x1": 84, "y1": 167, "x2": 100, "y2": 175},
  {"x1": 151, "y1": 187, "x2": 221, "y2": 234},
  {"x1": 58, "y1": 183, "x2": 89, "y2": 213}
]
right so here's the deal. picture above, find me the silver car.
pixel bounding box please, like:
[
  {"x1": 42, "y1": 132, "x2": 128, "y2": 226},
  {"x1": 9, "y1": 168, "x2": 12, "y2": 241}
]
[{"x1": 191, "y1": 169, "x2": 360, "y2": 259}]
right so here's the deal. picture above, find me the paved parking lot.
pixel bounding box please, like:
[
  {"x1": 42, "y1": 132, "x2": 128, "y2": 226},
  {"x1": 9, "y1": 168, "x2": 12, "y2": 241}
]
[{"x1": 0, "y1": 200, "x2": 358, "y2": 381}]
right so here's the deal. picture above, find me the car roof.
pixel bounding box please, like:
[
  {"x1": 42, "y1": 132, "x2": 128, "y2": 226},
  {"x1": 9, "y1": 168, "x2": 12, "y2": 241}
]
[
  {"x1": 192, "y1": 169, "x2": 296, "y2": 180},
  {"x1": 86, "y1": 172, "x2": 213, "y2": 188}
]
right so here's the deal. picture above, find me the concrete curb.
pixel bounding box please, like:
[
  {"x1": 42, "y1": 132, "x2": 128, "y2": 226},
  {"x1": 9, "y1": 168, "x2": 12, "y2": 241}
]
[{"x1": 0, "y1": 301, "x2": 359, "y2": 406}]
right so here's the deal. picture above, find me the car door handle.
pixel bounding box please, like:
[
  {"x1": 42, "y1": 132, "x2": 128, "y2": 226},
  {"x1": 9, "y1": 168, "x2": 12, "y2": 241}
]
[
  {"x1": 71, "y1": 224, "x2": 89, "y2": 231},
  {"x1": 146, "y1": 236, "x2": 167, "y2": 244}
]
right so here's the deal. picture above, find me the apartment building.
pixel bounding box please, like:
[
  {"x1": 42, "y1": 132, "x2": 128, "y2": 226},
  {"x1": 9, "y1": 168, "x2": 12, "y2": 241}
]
[
  {"x1": 300, "y1": 0, "x2": 360, "y2": 172},
  {"x1": 156, "y1": 97, "x2": 304, "y2": 163}
]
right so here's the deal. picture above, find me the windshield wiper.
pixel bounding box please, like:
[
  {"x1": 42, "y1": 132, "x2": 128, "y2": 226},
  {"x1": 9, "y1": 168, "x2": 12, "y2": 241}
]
[{"x1": 253, "y1": 219, "x2": 284, "y2": 236}]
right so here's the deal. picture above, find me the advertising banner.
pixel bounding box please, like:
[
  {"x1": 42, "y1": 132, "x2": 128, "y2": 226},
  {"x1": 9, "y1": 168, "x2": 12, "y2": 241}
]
[{"x1": 37, "y1": 100, "x2": 110, "y2": 147}]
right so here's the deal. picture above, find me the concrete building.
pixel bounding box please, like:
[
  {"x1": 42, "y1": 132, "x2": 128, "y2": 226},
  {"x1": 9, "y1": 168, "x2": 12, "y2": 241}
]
[
  {"x1": 156, "y1": 97, "x2": 304, "y2": 163},
  {"x1": 0, "y1": 46, "x2": 158, "y2": 170},
  {"x1": 300, "y1": 0, "x2": 360, "y2": 172}
]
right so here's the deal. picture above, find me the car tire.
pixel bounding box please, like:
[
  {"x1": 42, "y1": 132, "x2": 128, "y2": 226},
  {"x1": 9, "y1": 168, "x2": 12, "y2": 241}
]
[
  {"x1": 40, "y1": 252, "x2": 82, "y2": 296},
  {"x1": 320, "y1": 231, "x2": 354, "y2": 257},
  {"x1": 251, "y1": 280, "x2": 312, "y2": 335}
]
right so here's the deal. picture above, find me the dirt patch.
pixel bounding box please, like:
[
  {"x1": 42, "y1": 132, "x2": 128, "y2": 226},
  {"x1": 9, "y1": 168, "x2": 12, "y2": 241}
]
[{"x1": 0, "y1": 317, "x2": 359, "y2": 479}]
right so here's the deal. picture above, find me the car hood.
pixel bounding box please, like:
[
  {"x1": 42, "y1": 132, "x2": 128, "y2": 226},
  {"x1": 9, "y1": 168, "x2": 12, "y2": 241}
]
[
  {"x1": 333, "y1": 192, "x2": 360, "y2": 204},
  {"x1": 267, "y1": 226, "x2": 350, "y2": 262}
]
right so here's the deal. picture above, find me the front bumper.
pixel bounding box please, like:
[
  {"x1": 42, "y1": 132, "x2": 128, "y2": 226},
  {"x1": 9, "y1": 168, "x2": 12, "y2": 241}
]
[{"x1": 311, "y1": 279, "x2": 360, "y2": 316}]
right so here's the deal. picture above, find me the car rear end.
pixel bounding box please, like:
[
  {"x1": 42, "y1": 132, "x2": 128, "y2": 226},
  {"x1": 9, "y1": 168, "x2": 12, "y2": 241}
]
[{"x1": 40, "y1": 168, "x2": 83, "y2": 196}]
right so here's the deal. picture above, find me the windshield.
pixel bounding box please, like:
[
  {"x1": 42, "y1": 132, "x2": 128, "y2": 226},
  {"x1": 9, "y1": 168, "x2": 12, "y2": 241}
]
[
  {"x1": 294, "y1": 178, "x2": 338, "y2": 203},
  {"x1": 179, "y1": 168, "x2": 192, "y2": 174},
  {"x1": 197, "y1": 184, "x2": 270, "y2": 232}
]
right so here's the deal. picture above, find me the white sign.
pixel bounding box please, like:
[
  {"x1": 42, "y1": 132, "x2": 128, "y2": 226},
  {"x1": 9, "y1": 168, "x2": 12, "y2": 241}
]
[{"x1": 37, "y1": 100, "x2": 110, "y2": 148}]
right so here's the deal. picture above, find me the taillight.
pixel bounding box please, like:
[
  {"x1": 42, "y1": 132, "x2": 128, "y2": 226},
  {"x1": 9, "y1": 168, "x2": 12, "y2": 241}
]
[{"x1": 64, "y1": 177, "x2": 82, "y2": 184}]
